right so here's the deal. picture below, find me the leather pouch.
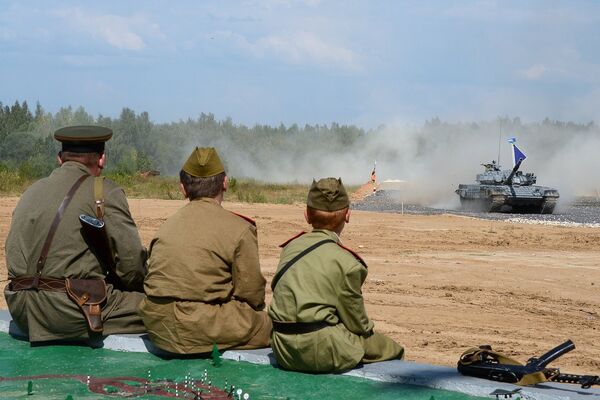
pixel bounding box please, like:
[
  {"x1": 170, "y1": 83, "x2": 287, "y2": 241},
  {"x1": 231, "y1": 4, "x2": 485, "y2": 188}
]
[{"x1": 65, "y1": 278, "x2": 107, "y2": 333}]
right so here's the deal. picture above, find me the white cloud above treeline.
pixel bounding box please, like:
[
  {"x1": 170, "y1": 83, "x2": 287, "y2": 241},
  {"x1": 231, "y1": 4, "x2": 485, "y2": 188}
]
[
  {"x1": 236, "y1": 31, "x2": 361, "y2": 71},
  {"x1": 54, "y1": 8, "x2": 165, "y2": 51}
]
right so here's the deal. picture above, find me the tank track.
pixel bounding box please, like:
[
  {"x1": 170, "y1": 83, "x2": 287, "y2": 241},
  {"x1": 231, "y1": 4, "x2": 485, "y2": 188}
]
[
  {"x1": 460, "y1": 196, "x2": 506, "y2": 212},
  {"x1": 487, "y1": 196, "x2": 505, "y2": 212},
  {"x1": 539, "y1": 197, "x2": 557, "y2": 214}
]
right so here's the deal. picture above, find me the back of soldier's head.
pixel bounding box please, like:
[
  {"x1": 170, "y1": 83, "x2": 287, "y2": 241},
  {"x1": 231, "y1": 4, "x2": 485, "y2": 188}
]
[
  {"x1": 306, "y1": 177, "x2": 350, "y2": 231},
  {"x1": 54, "y1": 125, "x2": 112, "y2": 169},
  {"x1": 180, "y1": 147, "x2": 226, "y2": 200}
]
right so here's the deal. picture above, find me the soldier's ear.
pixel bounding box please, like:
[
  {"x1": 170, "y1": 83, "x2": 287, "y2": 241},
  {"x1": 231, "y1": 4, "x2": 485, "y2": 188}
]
[
  {"x1": 180, "y1": 183, "x2": 189, "y2": 199},
  {"x1": 222, "y1": 175, "x2": 229, "y2": 192},
  {"x1": 98, "y1": 153, "x2": 106, "y2": 169},
  {"x1": 57, "y1": 152, "x2": 64, "y2": 166},
  {"x1": 345, "y1": 208, "x2": 351, "y2": 223},
  {"x1": 304, "y1": 208, "x2": 310, "y2": 224}
]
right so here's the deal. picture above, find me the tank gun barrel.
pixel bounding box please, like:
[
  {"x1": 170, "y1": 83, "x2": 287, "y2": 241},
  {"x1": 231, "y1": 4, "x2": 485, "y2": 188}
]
[{"x1": 504, "y1": 159, "x2": 523, "y2": 185}]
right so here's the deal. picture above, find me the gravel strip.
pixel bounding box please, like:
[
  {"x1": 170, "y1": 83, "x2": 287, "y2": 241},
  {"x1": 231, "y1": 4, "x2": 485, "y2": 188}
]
[{"x1": 353, "y1": 191, "x2": 600, "y2": 228}]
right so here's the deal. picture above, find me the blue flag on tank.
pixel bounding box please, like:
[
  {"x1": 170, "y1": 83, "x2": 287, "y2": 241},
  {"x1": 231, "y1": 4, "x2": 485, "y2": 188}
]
[{"x1": 513, "y1": 144, "x2": 526, "y2": 164}]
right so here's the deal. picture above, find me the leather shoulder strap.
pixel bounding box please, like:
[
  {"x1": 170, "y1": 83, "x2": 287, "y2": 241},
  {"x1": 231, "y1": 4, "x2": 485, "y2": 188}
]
[
  {"x1": 35, "y1": 174, "x2": 89, "y2": 276},
  {"x1": 94, "y1": 176, "x2": 105, "y2": 220},
  {"x1": 271, "y1": 239, "x2": 335, "y2": 291}
]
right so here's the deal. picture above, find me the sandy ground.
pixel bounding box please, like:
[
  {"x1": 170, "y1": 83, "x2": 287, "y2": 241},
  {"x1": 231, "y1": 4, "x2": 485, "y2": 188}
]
[{"x1": 1, "y1": 196, "x2": 599, "y2": 374}]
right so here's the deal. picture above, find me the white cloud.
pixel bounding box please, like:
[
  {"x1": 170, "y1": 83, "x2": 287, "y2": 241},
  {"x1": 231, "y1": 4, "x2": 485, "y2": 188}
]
[
  {"x1": 518, "y1": 64, "x2": 547, "y2": 80},
  {"x1": 232, "y1": 30, "x2": 361, "y2": 71},
  {"x1": 97, "y1": 22, "x2": 144, "y2": 50},
  {"x1": 55, "y1": 8, "x2": 164, "y2": 51}
]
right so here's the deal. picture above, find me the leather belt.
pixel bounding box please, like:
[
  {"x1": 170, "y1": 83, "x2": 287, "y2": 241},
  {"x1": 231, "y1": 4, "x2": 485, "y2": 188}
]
[
  {"x1": 9, "y1": 276, "x2": 67, "y2": 292},
  {"x1": 272, "y1": 320, "x2": 330, "y2": 334},
  {"x1": 146, "y1": 296, "x2": 225, "y2": 305}
]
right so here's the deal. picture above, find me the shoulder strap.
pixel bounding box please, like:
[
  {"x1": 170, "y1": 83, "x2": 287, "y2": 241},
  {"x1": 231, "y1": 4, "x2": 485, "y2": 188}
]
[
  {"x1": 35, "y1": 174, "x2": 89, "y2": 278},
  {"x1": 279, "y1": 231, "x2": 307, "y2": 248},
  {"x1": 337, "y1": 243, "x2": 368, "y2": 268},
  {"x1": 94, "y1": 176, "x2": 105, "y2": 220},
  {"x1": 271, "y1": 239, "x2": 336, "y2": 291},
  {"x1": 229, "y1": 211, "x2": 256, "y2": 226}
]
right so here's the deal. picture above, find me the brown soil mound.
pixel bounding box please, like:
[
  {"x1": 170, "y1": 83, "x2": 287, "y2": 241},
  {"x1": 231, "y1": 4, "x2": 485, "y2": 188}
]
[{"x1": 350, "y1": 181, "x2": 376, "y2": 202}]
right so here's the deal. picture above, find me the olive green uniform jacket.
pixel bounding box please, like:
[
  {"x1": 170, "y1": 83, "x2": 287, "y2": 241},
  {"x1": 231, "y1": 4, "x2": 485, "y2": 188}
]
[
  {"x1": 268, "y1": 230, "x2": 404, "y2": 373},
  {"x1": 4, "y1": 162, "x2": 147, "y2": 342},
  {"x1": 139, "y1": 198, "x2": 272, "y2": 354}
]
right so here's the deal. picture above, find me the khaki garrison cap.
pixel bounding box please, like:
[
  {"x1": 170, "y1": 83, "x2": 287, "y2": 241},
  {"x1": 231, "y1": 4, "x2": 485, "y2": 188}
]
[
  {"x1": 54, "y1": 125, "x2": 112, "y2": 153},
  {"x1": 182, "y1": 147, "x2": 225, "y2": 177},
  {"x1": 307, "y1": 177, "x2": 350, "y2": 211}
]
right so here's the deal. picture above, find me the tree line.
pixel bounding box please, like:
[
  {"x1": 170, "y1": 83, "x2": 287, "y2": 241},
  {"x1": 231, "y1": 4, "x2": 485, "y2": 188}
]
[
  {"x1": 0, "y1": 100, "x2": 366, "y2": 179},
  {"x1": 1, "y1": 100, "x2": 597, "y2": 183}
]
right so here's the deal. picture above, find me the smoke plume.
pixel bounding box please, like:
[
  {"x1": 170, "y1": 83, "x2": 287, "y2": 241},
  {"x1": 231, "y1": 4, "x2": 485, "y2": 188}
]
[{"x1": 181, "y1": 118, "x2": 600, "y2": 208}]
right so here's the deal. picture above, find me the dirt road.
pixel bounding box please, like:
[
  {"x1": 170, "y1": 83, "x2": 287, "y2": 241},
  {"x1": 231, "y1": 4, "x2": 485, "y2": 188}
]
[{"x1": 1, "y1": 196, "x2": 599, "y2": 373}]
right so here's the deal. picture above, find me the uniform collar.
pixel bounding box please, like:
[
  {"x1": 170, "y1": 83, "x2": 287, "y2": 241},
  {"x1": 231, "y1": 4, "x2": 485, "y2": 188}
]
[
  {"x1": 190, "y1": 197, "x2": 222, "y2": 207},
  {"x1": 60, "y1": 161, "x2": 93, "y2": 175},
  {"x1": 312, "y1": 229, "x2": 341, "y2": 243}
]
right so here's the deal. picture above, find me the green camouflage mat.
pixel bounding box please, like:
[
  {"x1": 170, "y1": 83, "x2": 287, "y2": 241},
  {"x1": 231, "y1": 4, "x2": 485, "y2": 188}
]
[{"x1": 0, "y1": 333, "x2": 486, "y2": 399}]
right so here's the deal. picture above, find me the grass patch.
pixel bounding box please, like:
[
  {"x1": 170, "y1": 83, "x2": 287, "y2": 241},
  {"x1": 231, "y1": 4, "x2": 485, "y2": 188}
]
[
  {"x1": 0, "y1": 169, "x2": 33, "y2": 195},
  {"x1": 108, "y1": 175, "x2": 311, "y2": 203},
  {"x1": 106, "y1": 173, "x2": 184, "y2": 200},
  {"x1": 1, "y1": 171, "x2": 358, "y2": 205},
  {"x1": 227, "y1": 178, "x2": 309, "y2": 204}
]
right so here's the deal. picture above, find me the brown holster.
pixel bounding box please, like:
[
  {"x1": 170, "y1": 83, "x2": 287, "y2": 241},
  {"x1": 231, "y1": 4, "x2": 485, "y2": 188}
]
[{"x1": 65, "y1": 278, "x2": 107, "y2": 333}]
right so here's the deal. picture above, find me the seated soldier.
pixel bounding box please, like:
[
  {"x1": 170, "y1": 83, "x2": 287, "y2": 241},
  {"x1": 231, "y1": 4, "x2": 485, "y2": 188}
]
[
  {"x1": 139, "y1": 147, "x2": 271, "y2": 354},
  {"x1": 268, "y1": 177, "x2": 404, "y2": 372},
  {"x1": 5, "y1": 126, "x2": 147, "y2": 342}
]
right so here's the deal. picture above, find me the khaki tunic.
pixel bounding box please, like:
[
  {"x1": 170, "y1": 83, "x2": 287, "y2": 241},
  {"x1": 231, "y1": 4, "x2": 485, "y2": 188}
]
[
  {"x1": 268, "y1": 229, "x2": 404, "y2": 373},
  {"x1": 139, "y1": 198, "x2": 271, "y2": 354},
  {"x1": 4, "y1": 162, "x2": 147, "y2": 342}
]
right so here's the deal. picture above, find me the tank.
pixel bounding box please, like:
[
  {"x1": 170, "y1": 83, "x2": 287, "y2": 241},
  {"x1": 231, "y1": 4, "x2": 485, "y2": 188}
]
[{"x1": 455, "y1": 159, "x2": 559, "y2": 213}]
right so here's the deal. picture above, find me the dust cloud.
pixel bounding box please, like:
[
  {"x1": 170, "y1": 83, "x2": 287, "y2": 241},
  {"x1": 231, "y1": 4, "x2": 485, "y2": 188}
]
[{"x1": 183, "y1": 118, "x2": 600, "y2": 207}]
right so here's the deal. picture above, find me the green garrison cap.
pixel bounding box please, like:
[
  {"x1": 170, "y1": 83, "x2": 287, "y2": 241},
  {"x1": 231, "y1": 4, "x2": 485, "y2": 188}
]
[
  {"x1": 54, "y1": 125, "x2": 112, "y2": 153},
  {"x1": 307, "y1": 177, "x2": 350, "y2": 211},
  {"x1": 182, "y1": 147, "x2": 225, "y2": 177}
]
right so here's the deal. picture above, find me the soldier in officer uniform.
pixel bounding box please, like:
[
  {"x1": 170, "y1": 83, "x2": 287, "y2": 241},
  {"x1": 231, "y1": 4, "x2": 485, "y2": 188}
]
[
  {"x1": 268, "y1": 177, "x2": 404, "y2": 372},
  {"x1": 139, "y1": 147, "x2": 271, "y2": 354},
  {"x1": 5, "y1": 125, "x2": 147, "y2": 342}
]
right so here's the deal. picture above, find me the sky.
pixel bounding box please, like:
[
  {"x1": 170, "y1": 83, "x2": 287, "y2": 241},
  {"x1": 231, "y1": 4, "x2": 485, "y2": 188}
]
[{"x1": 2, "y1": 0, "x2": 600, "y2": 127}]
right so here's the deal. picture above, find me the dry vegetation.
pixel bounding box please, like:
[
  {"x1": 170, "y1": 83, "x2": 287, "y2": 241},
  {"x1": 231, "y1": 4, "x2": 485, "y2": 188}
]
[{"x1": 0, "y1": 173, "x2": 359, "y2": 204}]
